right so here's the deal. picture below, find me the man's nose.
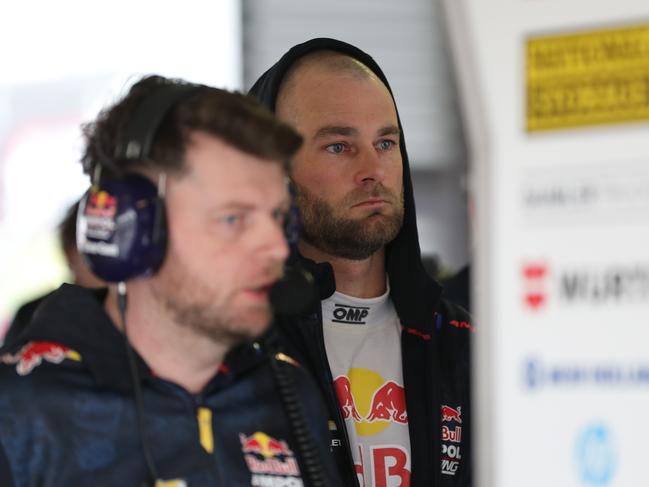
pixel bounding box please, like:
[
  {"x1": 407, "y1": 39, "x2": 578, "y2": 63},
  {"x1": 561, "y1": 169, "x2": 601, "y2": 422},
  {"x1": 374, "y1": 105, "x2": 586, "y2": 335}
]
[
  {"x1": 260, "y1": 216, "x2": 290, "y2": 264},
  {"x1": 354, "y1": 147, "x2": 385, "y2": 186}
]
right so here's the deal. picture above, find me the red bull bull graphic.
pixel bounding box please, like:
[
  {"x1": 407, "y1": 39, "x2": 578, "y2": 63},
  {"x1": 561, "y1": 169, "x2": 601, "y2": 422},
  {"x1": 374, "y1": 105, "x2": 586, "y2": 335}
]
[
  {"x1": 441, "y1": 404, "x2": 462, "y2": 424},
  {"x1": 239, "y1": 431, "x2": 302, "y2": 486},
  {"x1": 440, "y1": 405, "x2": 464, "y2": 476},
  {"x1": 334, "y1": 375, "x2": 363, "y2": 421},
  {"x1": 335, "y1": 369, "x2": 411, "y2": 486},
  {"x1": 1, "y1": 341, "x2": 81, "y2": 375},
  {"x1": 366, "y1": 381, "x2": 408, "y2": 424}
]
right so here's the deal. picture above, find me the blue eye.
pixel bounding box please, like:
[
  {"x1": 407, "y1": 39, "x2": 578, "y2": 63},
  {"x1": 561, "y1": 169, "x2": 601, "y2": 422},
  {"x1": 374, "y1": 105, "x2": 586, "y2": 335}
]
[
  {"x1": 272, "y1": 209, "x2": 287, "y2": 224},
  {"x1": 377, "y1": 140, "x2": 396, "y2": 151},
  {"x1": 325, "y1": 143, "x2": 346, "y2": 154},
  {"x1": 222, "y1": 214, "x2": 241, "y2": 226}
]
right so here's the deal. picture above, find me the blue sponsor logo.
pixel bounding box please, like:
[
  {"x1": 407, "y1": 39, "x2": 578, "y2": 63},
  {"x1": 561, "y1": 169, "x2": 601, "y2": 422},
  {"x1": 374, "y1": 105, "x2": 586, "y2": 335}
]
[
  {"x1": 524, "y1": 358, "x2": 649, "y2": 390},
  {"x1": 575, "y1": 423, "x2": 617, "y2": 486}
]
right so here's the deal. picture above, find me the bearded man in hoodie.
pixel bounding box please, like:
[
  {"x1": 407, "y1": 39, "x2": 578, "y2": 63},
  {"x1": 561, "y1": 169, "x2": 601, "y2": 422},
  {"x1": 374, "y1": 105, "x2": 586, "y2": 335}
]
[{"x1": 249, "y1": 39, "x2": 473, "y2": 487}]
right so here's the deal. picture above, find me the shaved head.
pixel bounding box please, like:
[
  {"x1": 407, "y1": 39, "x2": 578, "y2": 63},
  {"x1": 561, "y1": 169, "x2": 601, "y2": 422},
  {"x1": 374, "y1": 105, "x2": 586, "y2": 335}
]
[{"x1": 277, "y1": 51, "x2": 380, "y2": 121}]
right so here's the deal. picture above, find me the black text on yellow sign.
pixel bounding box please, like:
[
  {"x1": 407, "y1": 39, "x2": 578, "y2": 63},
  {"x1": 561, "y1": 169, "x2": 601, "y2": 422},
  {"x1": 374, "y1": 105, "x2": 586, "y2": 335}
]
[{"x1": 526, "y1": 23, "x2": 649, "y2": 132}]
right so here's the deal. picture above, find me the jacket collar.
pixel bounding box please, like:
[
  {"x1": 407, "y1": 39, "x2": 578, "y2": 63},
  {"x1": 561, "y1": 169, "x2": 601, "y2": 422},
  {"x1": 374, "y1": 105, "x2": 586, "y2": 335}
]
[{"x1": 12, "y1": 284, "x2": 269, "y2": 392}]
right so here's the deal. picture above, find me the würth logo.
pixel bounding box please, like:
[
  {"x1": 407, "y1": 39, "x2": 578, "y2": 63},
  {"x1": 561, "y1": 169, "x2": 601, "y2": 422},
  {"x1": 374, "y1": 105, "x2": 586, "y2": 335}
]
[
  {"x1": 522, "y1": 262, "x2": 548, "y2": 310},
  {"x1": 332, "y1": 304, "x2": 369, "y2": 324}
]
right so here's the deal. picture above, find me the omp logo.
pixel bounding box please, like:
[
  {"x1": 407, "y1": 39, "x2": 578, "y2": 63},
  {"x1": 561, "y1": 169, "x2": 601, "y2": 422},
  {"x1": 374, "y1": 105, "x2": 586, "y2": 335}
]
[{"x1": 332, "y1": 304, "x2": 369, "y2": 324}]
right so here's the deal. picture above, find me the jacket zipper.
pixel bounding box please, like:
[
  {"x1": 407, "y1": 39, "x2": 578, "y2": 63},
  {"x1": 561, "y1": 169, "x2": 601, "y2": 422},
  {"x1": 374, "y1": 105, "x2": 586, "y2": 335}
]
[{"x1": 309, "y1": 306, "x2": 360, "y2": 487}]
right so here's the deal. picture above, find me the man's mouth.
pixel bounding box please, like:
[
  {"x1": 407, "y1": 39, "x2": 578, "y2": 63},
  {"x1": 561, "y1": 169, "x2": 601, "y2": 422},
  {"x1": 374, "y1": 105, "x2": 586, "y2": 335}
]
[{"x1": 352, "y1": 198, "x2": 390, "y2": 208}]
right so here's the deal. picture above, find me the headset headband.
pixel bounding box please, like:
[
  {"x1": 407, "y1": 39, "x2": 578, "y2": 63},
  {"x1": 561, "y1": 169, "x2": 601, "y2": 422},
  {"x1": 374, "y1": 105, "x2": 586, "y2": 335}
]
[{"x1": 114, "y1": 83, "x2": 201, "y2": 162}]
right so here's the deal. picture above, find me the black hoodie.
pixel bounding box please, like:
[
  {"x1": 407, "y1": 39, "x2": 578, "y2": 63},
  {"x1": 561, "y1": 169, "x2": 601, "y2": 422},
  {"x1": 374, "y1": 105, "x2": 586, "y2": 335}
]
[{"x1": 249, "y1": 38, "x2": 473, "y2": 487}]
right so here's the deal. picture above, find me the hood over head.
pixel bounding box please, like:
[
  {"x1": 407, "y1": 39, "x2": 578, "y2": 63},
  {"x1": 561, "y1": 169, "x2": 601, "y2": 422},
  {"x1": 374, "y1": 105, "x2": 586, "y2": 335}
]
[{"x1": 249, "y1": 38, "x2": 442, "y2": 330}]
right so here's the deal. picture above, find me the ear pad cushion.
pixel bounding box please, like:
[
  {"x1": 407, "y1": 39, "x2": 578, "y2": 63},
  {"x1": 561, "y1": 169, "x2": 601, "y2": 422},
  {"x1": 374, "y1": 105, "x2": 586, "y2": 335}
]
[{"x1": 77, "y1": 174, "x2": 167, "y2": 282}]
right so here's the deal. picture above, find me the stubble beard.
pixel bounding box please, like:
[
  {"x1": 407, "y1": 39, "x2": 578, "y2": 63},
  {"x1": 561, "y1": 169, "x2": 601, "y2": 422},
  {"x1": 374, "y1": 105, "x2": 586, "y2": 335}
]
[
  {"x1": 164, "y1": 295, "x2": 271, "y2": 348},
  {"x1": 152, "y1": 259, "x2": 272, "y2": 348},
  {"x1": 295, "y1": 182, "x2": 404, "y2": 260}
]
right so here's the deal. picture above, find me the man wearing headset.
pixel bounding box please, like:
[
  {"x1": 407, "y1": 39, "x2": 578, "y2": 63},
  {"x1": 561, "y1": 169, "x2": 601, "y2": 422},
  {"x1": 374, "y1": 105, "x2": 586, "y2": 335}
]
[
  {"x1": 249, "y1": 39, "x2": 473, "y2": 487},
  {"x1": 0, "y1": 75, "x2": 341, "y2": 486}
]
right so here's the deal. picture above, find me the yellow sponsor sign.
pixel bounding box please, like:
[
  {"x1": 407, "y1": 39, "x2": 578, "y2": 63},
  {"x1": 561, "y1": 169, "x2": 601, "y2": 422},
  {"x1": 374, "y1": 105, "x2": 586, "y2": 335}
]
[{"x1": 527, "y1": 22, "x2": 649, "y2": 132}]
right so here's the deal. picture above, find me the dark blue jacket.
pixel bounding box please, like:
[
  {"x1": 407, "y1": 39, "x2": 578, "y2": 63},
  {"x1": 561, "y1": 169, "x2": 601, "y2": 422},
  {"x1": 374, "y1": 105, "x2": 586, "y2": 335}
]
[{"x1": 0, "y1": 284, "x2": 341, "y2": 486}]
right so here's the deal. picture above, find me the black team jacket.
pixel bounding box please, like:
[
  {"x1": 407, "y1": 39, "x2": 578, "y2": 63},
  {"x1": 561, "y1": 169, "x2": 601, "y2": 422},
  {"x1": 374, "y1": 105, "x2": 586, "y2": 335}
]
[
  {"x1": 0, "y1": 284, "x2": 342, "y2": 486},
  {"x1": 249, "y1": 38, "x2": 474, "y2": 487}
]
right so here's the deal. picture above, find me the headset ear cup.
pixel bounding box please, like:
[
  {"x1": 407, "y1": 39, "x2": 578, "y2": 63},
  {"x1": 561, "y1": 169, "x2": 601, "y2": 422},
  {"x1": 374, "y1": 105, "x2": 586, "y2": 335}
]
[
  {"x1": 77, "y1": 174, "x2": 167, "y2": 282},
  {"x1": 152, "y1": 194, "x2": 167, "y2": 246}
]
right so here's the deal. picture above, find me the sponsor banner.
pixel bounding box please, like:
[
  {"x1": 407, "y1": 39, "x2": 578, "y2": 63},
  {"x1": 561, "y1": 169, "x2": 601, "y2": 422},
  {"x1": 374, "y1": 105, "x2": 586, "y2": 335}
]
[
  {"x1": 521, "y1": 162, "x2": 649, "y2": 225},
  {"x1": 527, "y1": 22, "x2": 649, "y2": 132},
  {"x1": 444, "y1": 0, "x2": 649, "y2": 484},
  {"x1": 524, "y1": 357, "x2": 649, "y2": 390},
  {"x1": 521, "y1": 261, "x2": 649, "y2": 312}
]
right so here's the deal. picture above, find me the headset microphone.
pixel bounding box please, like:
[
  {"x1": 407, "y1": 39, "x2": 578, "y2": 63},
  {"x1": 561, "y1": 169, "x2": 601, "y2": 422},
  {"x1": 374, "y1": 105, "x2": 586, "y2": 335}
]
[{"x1": 270, "y1": 265, "x2": 317, "y2": 316}]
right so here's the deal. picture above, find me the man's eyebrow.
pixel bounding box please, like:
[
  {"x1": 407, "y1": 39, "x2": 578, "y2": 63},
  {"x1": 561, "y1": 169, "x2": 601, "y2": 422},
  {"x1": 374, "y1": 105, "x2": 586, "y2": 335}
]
[
  {"x1": 313, "y1": 126, "x2": 358, "y2": 139},
  {"x1": 213, "y1": 202, "x2": 255, "y2": 211},
  {"x1": 312, "y1": 125, "x2": 400, "y2": 139},
  {"x1": 377, "y1": 125, "x2": 400, "y2": 137}
]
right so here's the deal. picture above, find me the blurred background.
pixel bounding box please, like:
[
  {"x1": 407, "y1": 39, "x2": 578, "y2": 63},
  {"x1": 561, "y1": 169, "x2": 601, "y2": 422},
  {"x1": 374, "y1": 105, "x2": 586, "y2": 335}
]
[{"x1": 0, "y1": 0, "x2": 471, "y2": 332}]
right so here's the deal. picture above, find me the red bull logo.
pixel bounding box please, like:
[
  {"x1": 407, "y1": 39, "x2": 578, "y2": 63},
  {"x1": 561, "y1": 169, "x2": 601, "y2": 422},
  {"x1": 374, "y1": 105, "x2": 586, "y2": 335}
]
[
  {"x1": 334, "y1": 370, "x2": 408, "y2": 437},
  {"x1": 440, "y1": 405, "x2": 464, "y2": 476},
  {"x1": 335, "y1": 370, "x2": 412, "y2": 486},
  {"x1": 86, "y1": 190, "x2": 117, "y2": 218},
  {"x1": 441, "y1": 405, "x2": 462, "y2": 424},
  {"x1": 239, "y1": 431, "x2": 292, "y2": 459},
  {"x1": 239, "y1": 431, "x2": 300, "y2": 481},
  {"x1": 1, "y1": 341, "x2": 81, "y2": 376}
]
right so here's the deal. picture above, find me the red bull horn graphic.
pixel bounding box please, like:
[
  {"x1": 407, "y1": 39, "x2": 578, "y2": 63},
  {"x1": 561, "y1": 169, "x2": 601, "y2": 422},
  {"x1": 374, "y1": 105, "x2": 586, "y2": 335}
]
[{"x1": 1, "y1": 341, "x2": 81, "y2": 375}]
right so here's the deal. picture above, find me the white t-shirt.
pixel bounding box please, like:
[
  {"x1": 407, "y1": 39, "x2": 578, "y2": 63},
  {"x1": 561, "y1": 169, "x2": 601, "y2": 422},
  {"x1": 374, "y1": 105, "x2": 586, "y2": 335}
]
[{"x1": 322, "y1": 288, "x2": 411, "y2": 487}]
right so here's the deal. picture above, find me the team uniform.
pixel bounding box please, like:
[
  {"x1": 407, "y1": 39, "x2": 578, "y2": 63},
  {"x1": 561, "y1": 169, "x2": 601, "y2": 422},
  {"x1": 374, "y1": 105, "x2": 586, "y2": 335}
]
[
  {"x1": 0, "y1": 284, "x2": 342, "y2": 487},
  {"x1": 250, "y1": 38, "x2": 474, "y2": 487}
]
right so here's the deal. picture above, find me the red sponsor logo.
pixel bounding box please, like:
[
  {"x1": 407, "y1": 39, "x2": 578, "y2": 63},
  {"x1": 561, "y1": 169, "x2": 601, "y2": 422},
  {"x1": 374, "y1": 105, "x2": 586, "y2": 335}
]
[
  {"x1": 86, "y1": 191, "x2": 117, "y2": 218},
  {"x1": 366, "y1": 381, "x2": 408, "y2": 424},
  {"x1": 239, "y1": 432, "x2": 292, "y2": 458},
  {"x1": 355, "y1": 445, "x2": 411, "y2": 487},
  {"x1": 522, "y1": 262, "x2": 548, "y2": 310},
  {"x1": 441, "y1": 405, "x2": 462, "y2": 424},
  {"x1": 441, "y1": 425, "x2": 462, "y2": 443},
  {"x1": 239, "y1": 432, "x2": 300, "y2": 478},
  {"x1": 1, "y1": 341, "x2": 80, "y2": 375},
  {"x1": 334, "y1": 376, "x2": 363, "y2": 421}
]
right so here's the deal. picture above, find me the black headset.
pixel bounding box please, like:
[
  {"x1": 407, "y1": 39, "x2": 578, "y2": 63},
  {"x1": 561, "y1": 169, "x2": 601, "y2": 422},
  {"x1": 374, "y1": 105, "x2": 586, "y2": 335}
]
[{"x1": 76, "y1": 83, "x2": 201, "y2": 283}]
